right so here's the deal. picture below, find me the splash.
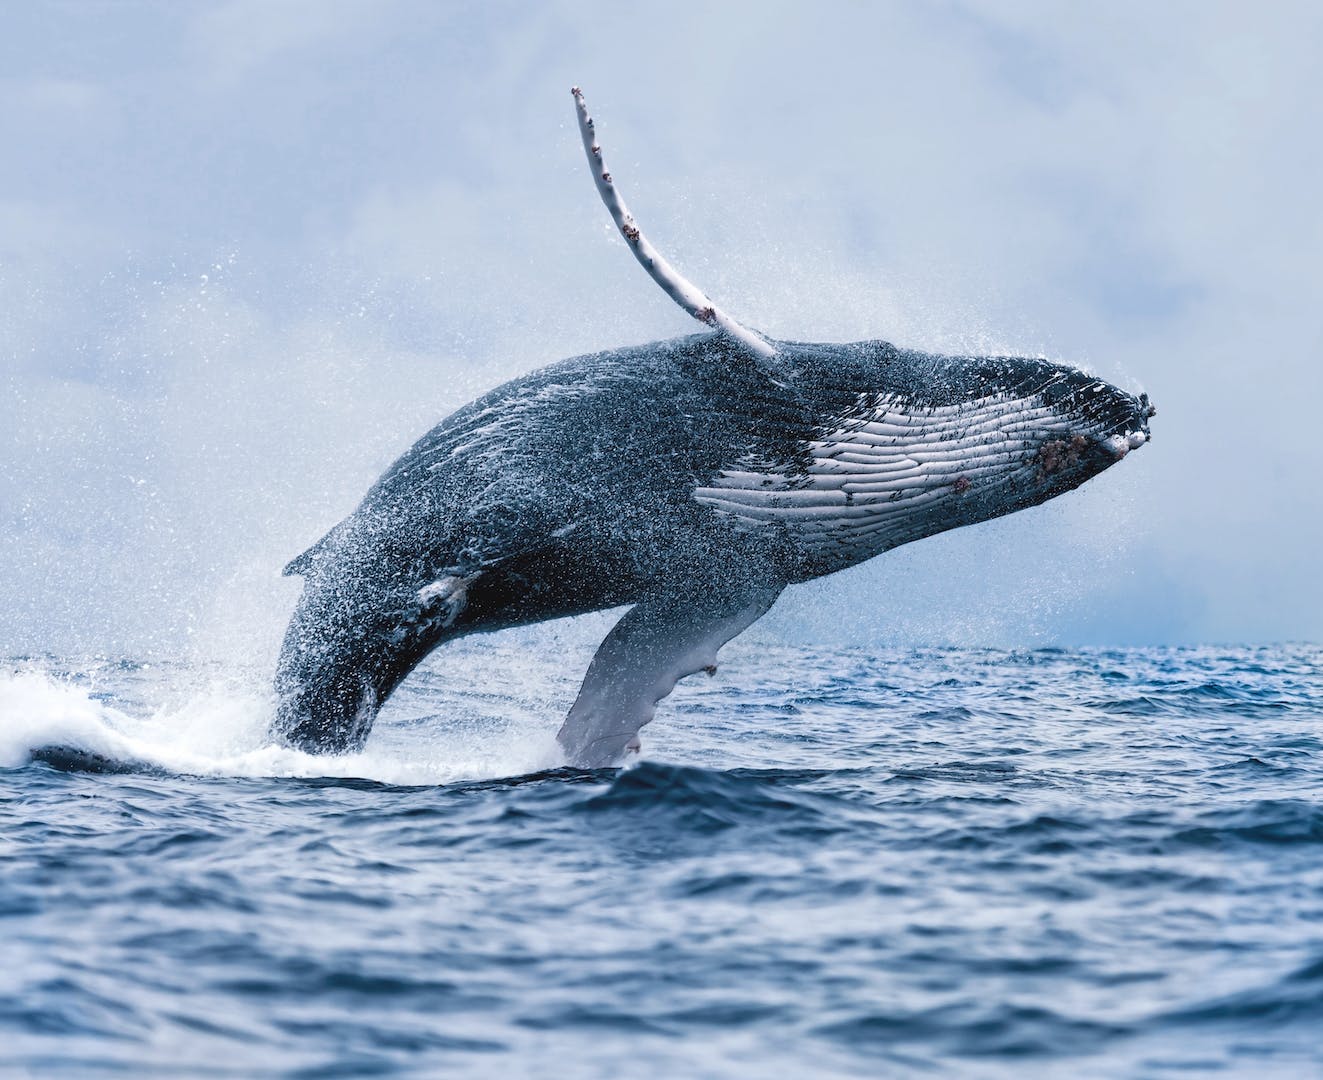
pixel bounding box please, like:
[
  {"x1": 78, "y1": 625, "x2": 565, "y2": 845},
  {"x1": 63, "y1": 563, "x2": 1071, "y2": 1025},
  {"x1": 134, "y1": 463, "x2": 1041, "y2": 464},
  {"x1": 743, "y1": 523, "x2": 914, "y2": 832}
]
[{"x1": 0, "y1": 659, "x2": 563, "y2": 785}]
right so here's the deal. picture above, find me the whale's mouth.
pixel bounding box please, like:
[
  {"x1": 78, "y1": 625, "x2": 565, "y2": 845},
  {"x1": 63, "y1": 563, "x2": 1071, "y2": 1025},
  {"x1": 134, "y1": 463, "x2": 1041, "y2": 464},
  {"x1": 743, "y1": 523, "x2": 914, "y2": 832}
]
[
  {"x1": 1038, "y1": 424, "x2": 1149, "y2": 476},
  {"x1": 1031, "y1": 386, "x2": 1153, "y2": 495},
  {"x1": 1097, "y1": 389, "x2": 1156, "y2": 462}
]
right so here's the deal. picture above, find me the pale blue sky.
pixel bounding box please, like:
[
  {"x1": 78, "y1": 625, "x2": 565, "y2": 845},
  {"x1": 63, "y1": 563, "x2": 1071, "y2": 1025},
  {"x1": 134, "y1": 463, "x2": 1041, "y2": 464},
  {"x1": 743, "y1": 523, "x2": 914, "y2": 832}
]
[{"x1": 2, "y1": 1, "x2": 1320, "y2": 657}]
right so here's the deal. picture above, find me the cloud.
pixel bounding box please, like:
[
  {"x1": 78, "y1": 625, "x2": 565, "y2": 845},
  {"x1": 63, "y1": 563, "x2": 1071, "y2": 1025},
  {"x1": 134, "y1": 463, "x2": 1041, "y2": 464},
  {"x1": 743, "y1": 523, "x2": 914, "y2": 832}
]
[
  {"x1": 188, "y1": 0, "x2": 406, "y2": 84},
  {"x1": 1, "y1": 0, "x2": 1320, "y2": 657}
]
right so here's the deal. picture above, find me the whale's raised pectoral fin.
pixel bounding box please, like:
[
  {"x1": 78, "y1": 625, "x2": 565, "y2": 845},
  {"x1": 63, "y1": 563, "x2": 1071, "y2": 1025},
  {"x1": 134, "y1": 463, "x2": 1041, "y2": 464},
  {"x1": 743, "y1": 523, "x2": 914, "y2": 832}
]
[
  {"x1": 556, "y1": 580, "x2": 782, "y2": 768},
  {"x1": 570, "y1": 86, "x2": 777, "y2": 362}
]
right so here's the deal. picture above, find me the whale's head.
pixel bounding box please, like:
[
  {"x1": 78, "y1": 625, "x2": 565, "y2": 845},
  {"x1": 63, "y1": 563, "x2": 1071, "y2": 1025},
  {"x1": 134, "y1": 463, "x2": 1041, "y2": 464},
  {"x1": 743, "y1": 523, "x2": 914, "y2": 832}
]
[
  {"x1": 696, "y1": 344, "x2": 1154, "y2": 574},
  {"x1": 857, "y1": 351, "x2": 1155, "y2": 549}
]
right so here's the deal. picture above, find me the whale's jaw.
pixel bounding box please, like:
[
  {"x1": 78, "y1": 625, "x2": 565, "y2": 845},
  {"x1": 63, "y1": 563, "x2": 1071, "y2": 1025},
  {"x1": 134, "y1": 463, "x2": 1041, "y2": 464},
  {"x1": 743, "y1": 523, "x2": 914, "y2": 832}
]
[{"x1": 692, "y1": 356, "x2": 1152, "y2": 581}]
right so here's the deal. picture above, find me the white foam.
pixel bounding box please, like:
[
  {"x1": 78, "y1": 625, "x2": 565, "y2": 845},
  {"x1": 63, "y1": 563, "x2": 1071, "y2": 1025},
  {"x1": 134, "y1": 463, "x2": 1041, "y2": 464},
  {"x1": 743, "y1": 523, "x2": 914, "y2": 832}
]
[
  {"x1": 0, "y1": 668, "x2": 146, "y2": 769},
  {"x1": 0, "y1": 663, "x2": 563, "y2": 785}
]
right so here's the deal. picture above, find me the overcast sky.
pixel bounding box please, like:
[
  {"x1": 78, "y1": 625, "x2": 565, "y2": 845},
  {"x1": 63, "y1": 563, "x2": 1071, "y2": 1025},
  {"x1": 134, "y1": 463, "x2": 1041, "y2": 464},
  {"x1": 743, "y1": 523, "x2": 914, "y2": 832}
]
[{"x1": 2, "y1": 0, "x2": 1320, "y2": 661}]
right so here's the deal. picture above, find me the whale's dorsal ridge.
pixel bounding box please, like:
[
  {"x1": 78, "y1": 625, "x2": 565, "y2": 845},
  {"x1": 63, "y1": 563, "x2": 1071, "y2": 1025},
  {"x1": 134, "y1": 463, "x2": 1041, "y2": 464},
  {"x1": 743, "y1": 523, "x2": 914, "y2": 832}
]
[{"x1": 282, "y1": 549, "x2": 314, "y2": 577}]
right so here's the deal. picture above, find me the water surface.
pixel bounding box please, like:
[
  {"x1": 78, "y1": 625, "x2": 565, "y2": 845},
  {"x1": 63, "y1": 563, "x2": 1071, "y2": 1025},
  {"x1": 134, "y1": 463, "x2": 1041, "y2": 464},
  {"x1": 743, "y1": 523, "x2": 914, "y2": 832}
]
[{"x1": 3, "y1": 642, "x2": 1321, "y2": 1077}]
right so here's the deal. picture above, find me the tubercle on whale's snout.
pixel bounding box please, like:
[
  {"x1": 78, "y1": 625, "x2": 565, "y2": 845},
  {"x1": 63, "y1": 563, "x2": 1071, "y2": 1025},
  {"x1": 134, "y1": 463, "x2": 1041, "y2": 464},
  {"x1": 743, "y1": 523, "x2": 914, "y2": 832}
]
[
  {"x1": 1103, "y1": 389, "x2": 1155, "y2": 462},
  {"x1": 1101, "y1": 427, "x2": 1151, "y2": 462},
  {"x1": 1071, "y1": 378, "x2": 1153, "y2": 456},
  {"x1": 1031, "y1": 380, "x2": 1152, "y2": 481}
]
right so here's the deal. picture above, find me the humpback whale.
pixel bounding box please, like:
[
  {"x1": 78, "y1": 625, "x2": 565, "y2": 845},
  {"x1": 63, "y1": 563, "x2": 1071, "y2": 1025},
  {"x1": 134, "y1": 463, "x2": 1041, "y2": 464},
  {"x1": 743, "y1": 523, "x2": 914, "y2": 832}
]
[{"x1": 273, "y1": 89, "x2": 1153, "y2": 767}]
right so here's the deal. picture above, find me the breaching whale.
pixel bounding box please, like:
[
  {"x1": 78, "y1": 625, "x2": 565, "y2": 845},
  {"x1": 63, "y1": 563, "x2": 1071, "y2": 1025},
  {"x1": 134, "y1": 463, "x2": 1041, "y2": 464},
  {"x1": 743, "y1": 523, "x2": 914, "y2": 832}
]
[{"x1": 273, "y1": 88, "x2": 1153, "y2": 766}]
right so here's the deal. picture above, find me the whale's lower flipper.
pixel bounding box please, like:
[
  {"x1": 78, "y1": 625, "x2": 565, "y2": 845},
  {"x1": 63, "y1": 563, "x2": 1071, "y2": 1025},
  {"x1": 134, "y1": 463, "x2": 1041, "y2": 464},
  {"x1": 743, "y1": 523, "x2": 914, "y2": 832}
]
[{"x1": 556, "y1": 581, "x2": 782, "y2": 768}]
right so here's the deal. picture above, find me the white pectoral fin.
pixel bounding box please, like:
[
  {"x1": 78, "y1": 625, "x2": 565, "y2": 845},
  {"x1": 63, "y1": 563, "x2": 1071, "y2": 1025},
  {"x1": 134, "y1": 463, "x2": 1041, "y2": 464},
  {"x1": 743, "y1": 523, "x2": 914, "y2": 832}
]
[
  {"x1": 569, "y1": 86, "x2": 777, "y2": 361},
  {"x1": 556, "y1": 583, "x2": 781, "y2": 768}
]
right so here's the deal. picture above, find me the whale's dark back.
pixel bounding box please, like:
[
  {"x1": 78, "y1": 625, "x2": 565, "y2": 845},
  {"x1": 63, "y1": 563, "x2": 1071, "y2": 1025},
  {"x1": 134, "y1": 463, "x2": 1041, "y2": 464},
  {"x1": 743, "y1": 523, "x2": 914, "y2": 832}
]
[{"x1": 286, "y1": 336, "x2": 811, "y2": 594}]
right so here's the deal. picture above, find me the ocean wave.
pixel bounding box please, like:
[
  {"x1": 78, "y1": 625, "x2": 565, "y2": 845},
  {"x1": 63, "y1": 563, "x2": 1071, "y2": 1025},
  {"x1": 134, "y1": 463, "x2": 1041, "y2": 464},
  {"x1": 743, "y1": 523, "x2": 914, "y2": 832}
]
[
  {"x1": 1162, "y1": 954, "x2": 1323, "y2": 1027},
  {"x1": 578, "y1": 761, "x2": 856, "y2": 838}
]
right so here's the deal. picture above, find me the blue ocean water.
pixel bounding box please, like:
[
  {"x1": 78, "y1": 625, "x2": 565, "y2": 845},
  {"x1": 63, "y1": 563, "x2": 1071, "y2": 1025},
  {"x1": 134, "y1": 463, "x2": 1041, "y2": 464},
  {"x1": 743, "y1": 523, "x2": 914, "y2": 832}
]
[{"x1": 2, "y1": 641, "x2": 1321, "y2": 1077}]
